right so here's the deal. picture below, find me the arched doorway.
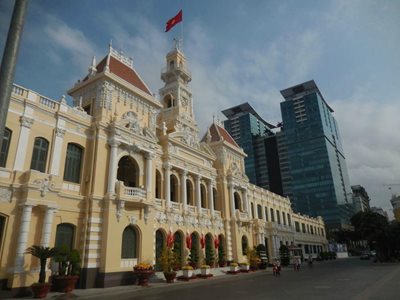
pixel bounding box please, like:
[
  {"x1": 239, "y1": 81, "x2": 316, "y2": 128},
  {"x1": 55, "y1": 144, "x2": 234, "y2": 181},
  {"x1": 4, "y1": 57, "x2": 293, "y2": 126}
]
[
  {"x1": 117, "y1": 156, "x2": 139, "y2": 187},
  {"x1": 189, "y1": 232, "x2": 200, "y2": 268},
  {"x1": 205, "y1": 233, "x2": 215, "y2": 266},
  {"x1": 155, "y1": 229, "x2": 165, "y2": 270},
  {"x1": 173, "y1": 231, "x2": 184, "y2": 267}
]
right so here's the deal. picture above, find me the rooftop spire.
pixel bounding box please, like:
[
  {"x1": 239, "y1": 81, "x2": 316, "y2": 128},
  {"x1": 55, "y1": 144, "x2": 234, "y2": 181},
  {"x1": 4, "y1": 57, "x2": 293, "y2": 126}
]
[{"x1": 88, "y1": 55, "x2": 97, "y2": 77}]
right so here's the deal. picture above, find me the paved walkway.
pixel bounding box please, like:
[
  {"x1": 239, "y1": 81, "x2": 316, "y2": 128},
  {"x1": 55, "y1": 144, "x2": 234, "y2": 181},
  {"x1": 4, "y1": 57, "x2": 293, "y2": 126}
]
[{"x1": 0, "y1": 266, "x2": 257, "y2": 299}]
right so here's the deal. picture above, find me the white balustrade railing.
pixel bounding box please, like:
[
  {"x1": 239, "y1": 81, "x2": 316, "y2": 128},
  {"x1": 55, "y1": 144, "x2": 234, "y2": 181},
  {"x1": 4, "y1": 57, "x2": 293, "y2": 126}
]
[
  {"x1": 123, "y1": 186, "x2": 147, "y2": 198},
  {"x1": 171, "y1": 202, "x2": 181, "y2": 210},
  {"x1": 201, "y1": 208, "x2": 209, "y2": 215},
  {"x1": 40, "y1": 96, "x2": 58, "y2": 109},
  {"x1": 213, "y1": 211, "x2": 221, "y2": 218},
  {"x1": 12, "y1": 84, "x2": 26, "y2": 96},
  {"x1": 155, "y1": 198, "x2": 164, "y2": 207},
  {"x1": 187, "y1": 206, "x2": 196, "y2": 214}
]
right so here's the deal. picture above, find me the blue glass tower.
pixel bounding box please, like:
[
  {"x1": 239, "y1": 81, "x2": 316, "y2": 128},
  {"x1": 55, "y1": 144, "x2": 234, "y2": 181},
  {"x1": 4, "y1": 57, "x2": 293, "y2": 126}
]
[
  {"x1": 222, "y1": 103, "x2": 283, "y2": 195},
  {"x1": 279, "y1": 80, "x2": 353, "y2": 229}
]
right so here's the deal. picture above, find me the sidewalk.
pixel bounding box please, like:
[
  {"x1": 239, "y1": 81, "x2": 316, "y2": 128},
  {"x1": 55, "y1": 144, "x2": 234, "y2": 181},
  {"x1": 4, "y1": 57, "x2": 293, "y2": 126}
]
[{"x1": 1, "y1": 266, "x2": 258, "y2": 299}]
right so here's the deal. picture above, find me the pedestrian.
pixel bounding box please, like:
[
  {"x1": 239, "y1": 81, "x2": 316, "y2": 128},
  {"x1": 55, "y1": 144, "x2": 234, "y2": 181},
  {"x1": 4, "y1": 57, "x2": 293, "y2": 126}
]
[
  {"x1": 308, "y1": 254, "x2": 313, "y2": 268},
  {"x1": 294, "y1": 256, "x2": 301, "y2": 271}
]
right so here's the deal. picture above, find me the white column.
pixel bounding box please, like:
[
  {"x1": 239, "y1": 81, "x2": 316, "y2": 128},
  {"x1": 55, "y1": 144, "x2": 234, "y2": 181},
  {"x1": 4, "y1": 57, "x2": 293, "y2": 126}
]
[
  {"x1": 50, "y1": 128, "x2": 65, "y2": 175},
  {"x1": 14, "y1": 116, "x2": 34, "y2": 171},
  {"x1": 40, "y1": 207, "x2": 57, "y2": 247},
  {"x1": 262, "y1": 204, "x2": 266, "y2": 221},
  {"x1": 208, "y1": 180, "x2": 214, "y2": 214},
  {"x1": 145, "y1": 152, "x2": 154, "y2": 196},
  {"x1": 180, "y1": 170, "x2": 187, "y2": 211},
  {"x1": 107, "y1": 139, "x2": 120, "y2": 194},
  {"x1": 229, "y1": 182, "x2": 235, "y2": 218},
  {"x1": 164, "y1": 163, "x2": 171, "y2": 207},
  {"x1": 14, "y1": 204, "x2": 33, "y2": 270},
  {"x1": 195, "y1": 175, "x2": 201, "y2": 212}
]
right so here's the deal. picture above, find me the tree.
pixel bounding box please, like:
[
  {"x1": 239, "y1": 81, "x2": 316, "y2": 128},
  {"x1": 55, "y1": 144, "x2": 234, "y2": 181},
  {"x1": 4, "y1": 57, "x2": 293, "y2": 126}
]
[
  {"x1": 279, "y1": 245, "x2": 290, "y2": 266},
  {"x1": 205, "y1": 241, "x2": 215, "y2": 266},
  {"x1": 26, "y1": 246, "x2": 57, "y2": 284},
  {"x1": 351, "y1": 211, "x2": 389, "y2": 260}
]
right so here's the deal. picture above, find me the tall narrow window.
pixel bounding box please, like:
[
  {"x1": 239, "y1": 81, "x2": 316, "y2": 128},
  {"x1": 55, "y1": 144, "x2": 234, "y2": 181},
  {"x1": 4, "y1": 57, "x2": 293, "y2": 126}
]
[
  {"x1": 121, "y1": 226, "x2": 137, "y2": 258},
  {"x1": 55, "y1": 223, "x2": 75, "y2": 251},
  {"x1": 63, "y1": 143, "x2": 83, "y2": 183},
  {"x1": 0, "y1": 128, "x2": 11, "y2": 167},
  {"x1": 30, "y1": 137, "x2": 49, "y2": 172},
  {"x1": 257, "y1": 205, "x2": 262, "y2": 219},
  {"x1": 270, "y1": 208, "x2": 275, "y2": 222}
]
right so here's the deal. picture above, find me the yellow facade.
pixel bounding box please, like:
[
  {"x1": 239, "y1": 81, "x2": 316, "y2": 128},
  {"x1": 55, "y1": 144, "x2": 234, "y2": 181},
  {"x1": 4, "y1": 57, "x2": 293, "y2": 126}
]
[{"x1": 0, "y1": 45, "x2": 327, "y2": 291}]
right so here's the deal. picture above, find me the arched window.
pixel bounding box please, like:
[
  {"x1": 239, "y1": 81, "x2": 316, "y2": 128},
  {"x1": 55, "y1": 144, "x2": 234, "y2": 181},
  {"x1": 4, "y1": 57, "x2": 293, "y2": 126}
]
[
  {"x1": 117, "y1": 156, "x2": 139, "y2": 187},
  {"x1": 63, "y1": 143, "x2": 83, "y2": 183},
  {"x1": 0, "y1": 128, "x2": 11, "y2": 168},
  {"x1": 30, "y1": 137, "x2": 49, "y2": 172},
  {"x1": 155, "y1": 170, "x2": 162, "y2": 198},
  {"x1": 164, "y1": 95, "x2": 173, "y2": 108},
  {"x1": 241, "y1": 235, "x2": 248, "y2": 255},
  {"x1": 170, "y1": 175, "x2": 178, "y2": 202},
  {"x1": 55, "y1": 223, "x2": 75, "y2": 251},
  {"x1": 200, "y1": 184, "x2": 207, "y2": 208},
  {"x1": 121, "y1": 226, "x2": 137, "y2": 258},
  {"x1": 186, "y1": 180, "x2": 194, "y2": 205},
  {"x1": 234, "y1": 192, "x2": 241, "y2": 211}
]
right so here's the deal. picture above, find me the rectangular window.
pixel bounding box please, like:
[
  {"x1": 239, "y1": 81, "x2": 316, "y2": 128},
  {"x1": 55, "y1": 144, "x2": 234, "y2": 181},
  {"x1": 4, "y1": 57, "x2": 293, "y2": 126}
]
[
  {"x1": 265, "y1": 207, "x2": 268, "y2": 221},
  {"x1": 270, "y1": 208, "x2": 275, "y2": 222},
  {"x1": 0, "y1": 129, "x2": 11, "y2": 167},
  {"x1": 295, "y1": 221, "x2": 300, "y2": 232},
  {"x1": 276, "y1": 210, "x2": 281, "y2": 224},
  {"x1": 302, "y1": 223, "x2": 306, "y2": 233}
]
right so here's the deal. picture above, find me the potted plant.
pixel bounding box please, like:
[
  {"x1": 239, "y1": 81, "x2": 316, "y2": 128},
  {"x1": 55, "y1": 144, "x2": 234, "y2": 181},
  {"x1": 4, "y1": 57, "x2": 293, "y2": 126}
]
[
  {"x1": 239, "y1": 262, "x2": 250, "y2": 272},
  {"x1": 229, "y1": 262, "x2": 239, "y2": 273},
  {"x1": 218, "y1": 243, "x2": 226, "y2": 267},
  {"x1": 246, "y1": 247, "x2": 260, "y2": 270},
  {"x1": 205, "y1": 242, "x2": 215, "y2": 267},
  {"x1": 158, "y1": 247, "x2": 177, "y2": 283},
  {"x1": 188, "y1": 246, "x2": 199, "y2": 269},
  {"x1": 26, "y1": 245, "x2": 57, "y2": 298},
  {"x1": 133, "y1": 263, "x2": 154, "y2": 286},
  {"x1": 181, "y1": 265, "x2": 194, "y2": 278},
  {"x1": 200, "y1": 264, "x2": 211, "y2": 276},
  {"x1": 52, "y1": 246, "x2": 81, "y2": 294}
]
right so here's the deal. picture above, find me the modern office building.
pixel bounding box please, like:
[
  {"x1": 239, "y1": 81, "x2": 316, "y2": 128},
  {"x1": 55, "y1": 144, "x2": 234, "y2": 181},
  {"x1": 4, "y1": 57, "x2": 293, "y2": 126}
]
[
  {"x1": 222, "y1": 103, "x2": 283, "y2": 195},
  {"x1": 0, "y1": 44, "x2": 327, "y2": 293},
  {"x1": 279, "y1": 80, "x2": 353, "y2": 230},
  {"x1": 351, "y1": 185, "x2": 370, "y2": 213}
]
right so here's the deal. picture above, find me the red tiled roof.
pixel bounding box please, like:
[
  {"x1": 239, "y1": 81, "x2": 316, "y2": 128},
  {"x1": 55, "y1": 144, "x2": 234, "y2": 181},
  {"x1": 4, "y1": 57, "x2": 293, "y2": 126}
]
[
  {"x1": 85, "y1": 55, "x2": 152, "y2": 96},
  {"x1": 203, "y1": 123, "x2": 239, "y2": 148}
]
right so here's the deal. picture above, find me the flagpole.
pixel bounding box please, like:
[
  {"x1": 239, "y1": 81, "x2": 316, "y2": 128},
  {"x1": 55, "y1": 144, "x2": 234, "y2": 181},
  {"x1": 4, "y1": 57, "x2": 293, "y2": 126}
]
[{"x1": 181, "y1": 14, "x2": 183, "y2": 52}]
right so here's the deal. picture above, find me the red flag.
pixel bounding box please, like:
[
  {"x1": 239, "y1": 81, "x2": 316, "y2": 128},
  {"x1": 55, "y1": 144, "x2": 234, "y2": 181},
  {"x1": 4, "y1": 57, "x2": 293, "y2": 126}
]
[
  {"x1": 167, "y1": 230, "x2": 174, "y2": 248},
  {"x1": 214, "y1": 235, "x2": 219, "y2": 249},
  {"x1": 165, "y1": 10, "x2": 183, "y2": 32},
  {"x1": 186, "y1": 233, "x2": 192, "y2": 249},
  {"x1": 200, "y1": 234, "x2": 205, "y2": 249}
]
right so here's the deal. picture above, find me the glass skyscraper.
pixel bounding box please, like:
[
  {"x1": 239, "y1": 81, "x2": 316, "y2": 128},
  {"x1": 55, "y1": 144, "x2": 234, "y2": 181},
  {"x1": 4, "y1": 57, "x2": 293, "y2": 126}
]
[
  {"x1": 279, "y1": 80, "x2": 353, "y2": 230},
  {"x1": 222, "y1": 103, "x2": 283, "y2": 195}
]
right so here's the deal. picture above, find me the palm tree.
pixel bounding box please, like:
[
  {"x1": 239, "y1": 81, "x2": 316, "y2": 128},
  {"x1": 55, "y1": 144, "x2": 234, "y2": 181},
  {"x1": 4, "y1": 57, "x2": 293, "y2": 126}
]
[{"x1": 26, "y1": 245, "x2": 57, "y2": 284}]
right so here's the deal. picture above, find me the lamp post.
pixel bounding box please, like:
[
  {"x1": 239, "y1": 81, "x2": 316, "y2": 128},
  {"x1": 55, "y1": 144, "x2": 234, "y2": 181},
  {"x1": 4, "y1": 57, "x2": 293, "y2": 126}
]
[{"x1": 0, "y1": 0, "x2": 29, "y2": 150}]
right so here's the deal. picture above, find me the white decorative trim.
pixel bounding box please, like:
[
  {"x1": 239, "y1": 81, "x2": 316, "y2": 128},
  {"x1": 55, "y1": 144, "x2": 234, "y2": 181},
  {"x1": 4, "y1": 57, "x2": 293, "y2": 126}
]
[{"x1": 20, "y1": 116, "x2": 34, "y2": 128}]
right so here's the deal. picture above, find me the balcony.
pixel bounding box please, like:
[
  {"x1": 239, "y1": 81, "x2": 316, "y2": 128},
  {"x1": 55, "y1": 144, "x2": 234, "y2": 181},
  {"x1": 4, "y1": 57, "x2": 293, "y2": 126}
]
[
  {"x1": 235, "y1": 210, "x2": 250, "y2": 222},
  {"x1": 115, "y1": 181, "x2": 147, "y2": 205}
]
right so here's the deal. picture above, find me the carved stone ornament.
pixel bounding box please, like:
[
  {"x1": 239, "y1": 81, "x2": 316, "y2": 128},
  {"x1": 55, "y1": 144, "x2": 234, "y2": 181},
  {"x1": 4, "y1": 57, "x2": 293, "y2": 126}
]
[
  {"x1": 155, "y1": 211, "x2": 167, "y2": 224},
  {"x1": 128, "y1": 215, "x2": 137, "y2": 225},
  {"x1": 55, "y1": 128, "x2": 66, "y2": 138},
  {"x1": 20, "y1": 116, "x2": 34, "y2": 128},
  {"x1": 116, "y1": 200, "x2": 125, "y2": 222},
  {"x1": 32, "y1": 177, "x2": 55, "y2": 197},
  {"x1": 0, "y1": 187, "x2": 12, "y2": 203},
  {"x1": 122, "y1": 111, "x2": 141, "y2": 134}
]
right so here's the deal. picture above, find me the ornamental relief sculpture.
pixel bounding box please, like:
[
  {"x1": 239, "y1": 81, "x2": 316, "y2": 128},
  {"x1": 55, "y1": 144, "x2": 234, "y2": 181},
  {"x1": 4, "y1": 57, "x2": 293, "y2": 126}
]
[{"x1": 0, "y1": 187, "x2": 12, "y2": 203}]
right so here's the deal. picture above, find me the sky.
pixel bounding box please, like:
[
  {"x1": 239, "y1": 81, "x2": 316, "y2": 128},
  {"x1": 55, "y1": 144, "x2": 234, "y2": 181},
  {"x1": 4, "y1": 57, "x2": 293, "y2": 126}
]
[{"x1": 1, "y1": 0, "x2": 399, "y2": 218}]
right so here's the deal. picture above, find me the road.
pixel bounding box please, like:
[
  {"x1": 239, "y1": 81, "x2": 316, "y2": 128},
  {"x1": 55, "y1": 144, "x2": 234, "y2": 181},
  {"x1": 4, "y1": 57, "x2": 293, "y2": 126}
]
[{"x1": 82, "y1": 258, "x2": 400, "y2": 300}]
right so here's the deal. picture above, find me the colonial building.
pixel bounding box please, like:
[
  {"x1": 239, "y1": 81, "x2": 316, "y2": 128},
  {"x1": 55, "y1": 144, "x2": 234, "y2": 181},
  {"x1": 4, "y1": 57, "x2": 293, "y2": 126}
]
[{"x1": 0, "y1": 44, "x2": 327, "y2": 292}]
